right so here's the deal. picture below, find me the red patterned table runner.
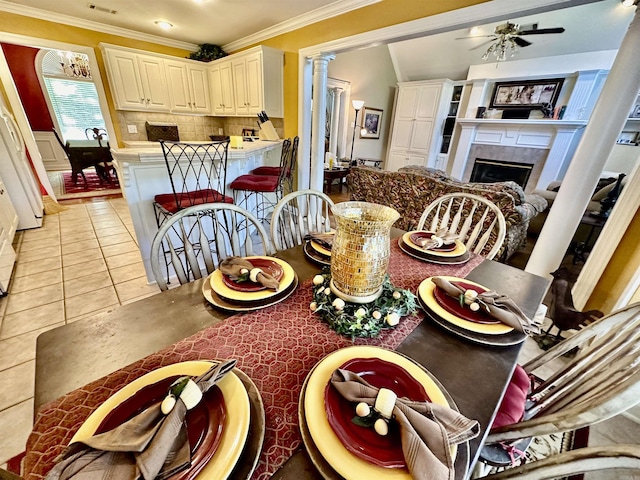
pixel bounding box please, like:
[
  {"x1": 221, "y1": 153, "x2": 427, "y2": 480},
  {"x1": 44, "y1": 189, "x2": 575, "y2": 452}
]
[{"x1": 24, "y1": 244, "x2": 483, "y2": 480}]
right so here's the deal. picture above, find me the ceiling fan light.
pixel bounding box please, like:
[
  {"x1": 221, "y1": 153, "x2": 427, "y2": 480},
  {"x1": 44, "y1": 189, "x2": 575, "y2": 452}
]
[
  {"x1": 621, "y1": 0, "x2": 637, "y2": 7},
  {"x1": 155, "y1": 20, "x2": 173, "y2": 30}
]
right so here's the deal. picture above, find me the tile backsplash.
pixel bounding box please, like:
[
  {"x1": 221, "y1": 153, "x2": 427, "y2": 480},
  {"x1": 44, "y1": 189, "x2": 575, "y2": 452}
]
[{"x1": 117, "y1": 111, "x2": 284, "y2": 142}]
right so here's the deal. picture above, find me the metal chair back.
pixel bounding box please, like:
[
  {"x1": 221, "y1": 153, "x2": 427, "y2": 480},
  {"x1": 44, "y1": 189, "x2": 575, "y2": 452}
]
[
  {"x1": 150, "y1": 203, "x2": 273, "y2": 291},
  {"x1": 417, "y1": 192, "x2": 506, "y2": 260}
]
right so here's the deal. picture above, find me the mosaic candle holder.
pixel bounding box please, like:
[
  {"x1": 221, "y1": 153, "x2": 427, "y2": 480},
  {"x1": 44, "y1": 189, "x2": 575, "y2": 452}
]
[{"x1": 330, "y1": 202, "x2": 400, "y2": 303}]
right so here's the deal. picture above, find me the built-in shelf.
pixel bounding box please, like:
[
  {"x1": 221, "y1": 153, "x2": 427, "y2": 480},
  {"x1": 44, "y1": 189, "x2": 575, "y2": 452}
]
[{"x1": 457, "y1": 118, "x2": 588, "y2": 127}]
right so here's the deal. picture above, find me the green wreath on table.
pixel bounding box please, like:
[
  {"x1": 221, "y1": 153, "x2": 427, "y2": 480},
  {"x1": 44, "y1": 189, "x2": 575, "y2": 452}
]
[{"x1": 310, "y1": 269, "x2": 418, "y2": 338}]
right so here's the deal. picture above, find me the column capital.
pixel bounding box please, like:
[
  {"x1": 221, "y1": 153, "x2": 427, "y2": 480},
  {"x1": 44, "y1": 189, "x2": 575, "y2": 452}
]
[{"x1": 311, "y1": 53, "x2": 336, "y2": 64}]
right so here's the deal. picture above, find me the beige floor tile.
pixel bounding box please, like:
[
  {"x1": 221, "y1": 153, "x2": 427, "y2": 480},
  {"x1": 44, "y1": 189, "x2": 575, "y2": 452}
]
[
  {"x1": 109, "y1": 262, "x2": 148, "y2": 284},
  {"x1": 0, "y1": 361, "x2": 34, "y2": 410},
  {"x1": 0, "y1": 399, "x2": 34, "y2": 465},
  {"x1": 10, "y1": 269, "x2": 62, "y2": 294},
  {"x1": 0, "y1": 324, "x2": 64, "y2": 371},
  {"x1": 65, "y1": 286, "x2": 119, "y2": 319},
  {"x1": 92, "y1": 219, "x2": 124, "y2": 230},
  {"x1": 60, "y1": 223, "x2": 94, "y2": 235},
  {"x1": 18, "y1": 237, "x2": 61, "y2": 253},
  {"x1": 105, "y1": 251, "x2": 143, "y2": 270},
  {"x1": 20, "y1": 228, "x2": 60, "y2": 243},
  {"x1": 61, "y1": 238, "x2": 100, "y2": 255},
  {"x1": 63, "y1": 258, "x2": 107, "y2": 281},
  {"x1": 62, "y1": 248, "x2": 104, "y2": 267},
  {"x1": 115, "y1": 276, "x2": 159, "y2": 303},
  {"x1": 101, "y1": 241, "x2": 139, "y2": 258},
  {"x1": 17, "y1": 245, "x2": 61, "y2": 264},
  {"x1": 13, "y1": 256, "x2": 62, "y2": 278},
  {"x1": 1, "y1": 301, "x2": 64, "y2": 339},
  {"x1": 59, "y1": 230, "x2": 97, "y2": 245},
  {"x1": 95, "y1": 229, "x2": 130, "y2": 241},
  {"x1": 59, "y1": 215, "x2": 91, "y2": 226},
  {"x1": 5, "y1": 283, "x2": 63, "y2": 315},
  {"x1": 64, "y1": 270, "x2": 113, "y2": 298}
]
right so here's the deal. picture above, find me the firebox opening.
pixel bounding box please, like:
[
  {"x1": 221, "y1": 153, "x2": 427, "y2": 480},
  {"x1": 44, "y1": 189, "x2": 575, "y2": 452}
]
[{"x1": 470, "y1": 158, "x2": 533, "y2": 189}]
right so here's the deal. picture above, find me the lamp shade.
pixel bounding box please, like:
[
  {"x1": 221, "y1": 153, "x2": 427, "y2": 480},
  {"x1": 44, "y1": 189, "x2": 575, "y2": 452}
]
[{"x1": 352, "y1": 100, "x2": 365, "y2": 110}]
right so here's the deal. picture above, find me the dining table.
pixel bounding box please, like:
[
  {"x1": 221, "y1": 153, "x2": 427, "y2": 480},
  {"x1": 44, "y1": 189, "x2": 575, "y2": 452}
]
[{"x1": 26, "y1": 232, "x2": 549, "y2": 480}]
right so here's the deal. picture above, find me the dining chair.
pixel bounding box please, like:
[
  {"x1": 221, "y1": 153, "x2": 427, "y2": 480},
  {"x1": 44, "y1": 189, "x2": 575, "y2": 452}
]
[
  {"x1": 270, "y1": 189, "x2": 335, "y2": 251},
  {"x1": 416, "y1": 192, "x2": 506, "y2": 260},
  {"x1": 153, "y1": 140, "x2": 234, "y2": 227},
  {"x1": 482, "y1": 444, "x2": 640, "y2": 480},
  {"x1": 150, "y1": 203, "x2": 273, "y2": 291},
  {"x1": 230, "y1": 137, "x2": 298, "y2": 221},
  {"x1": 475, "y1": 302, "x2": 640, "y2": 475}
]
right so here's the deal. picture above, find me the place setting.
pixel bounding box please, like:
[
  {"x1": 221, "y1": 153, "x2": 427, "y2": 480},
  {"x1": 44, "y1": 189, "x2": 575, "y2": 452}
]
[
  {"x1": 202, "y1": 255, "x2": 299, "y2": 311},
  {"x1": 303, "y1": 231, "x2": 334, "y2": 266},
  {"x1": 397, "y1": 229, "x2": 471, "y2": 265},
  {"x1": 46, "y1": 359, "x2": 265, "y2": 480},
  {"x1": 416, "y1": 275, "x2": 539, "y2": 346},
  {"x1": 299, "y1": 345, "x2": 478, "y2": 480}
]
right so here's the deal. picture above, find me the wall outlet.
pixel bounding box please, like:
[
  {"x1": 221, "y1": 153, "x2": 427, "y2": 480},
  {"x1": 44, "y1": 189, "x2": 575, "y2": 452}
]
[
  {"x1": 127, "y1": 125, "x2": 138, "y2": 134},
  {"x1": 218, "y1": 128, "x2": 224, "y2": 135}
]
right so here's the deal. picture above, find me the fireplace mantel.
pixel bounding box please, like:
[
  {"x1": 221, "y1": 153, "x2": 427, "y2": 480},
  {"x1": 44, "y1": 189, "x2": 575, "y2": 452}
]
[{"x1": 450, "y1": 118, "x2": 588, "y2": 192}]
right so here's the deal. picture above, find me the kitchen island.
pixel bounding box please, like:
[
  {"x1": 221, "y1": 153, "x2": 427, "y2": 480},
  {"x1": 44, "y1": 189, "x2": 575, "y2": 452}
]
[{"x1": 111, "y1": 139, "x2": 283, "y2": 282}]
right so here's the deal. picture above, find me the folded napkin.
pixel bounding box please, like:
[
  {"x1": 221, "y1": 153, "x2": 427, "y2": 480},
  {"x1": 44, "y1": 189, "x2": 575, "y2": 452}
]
[
  {"x1": 46, "y1": 360, "x2": 236, "y2": 480},
  {"x1": 219, "y1": 256, "x2": 280, "y2": 291},
  {"x1": 331, "y1": 369, "x2": 479, "y2": 480},
  {"x1": 432, "y1": 277, "x2": 539, "y2": 334},
  {"x1": 414, "y1": 228, "x2": 458, "y2": 250},
  {"x1": 304, "y1": 232, "x2": 334, "y2": 250}
]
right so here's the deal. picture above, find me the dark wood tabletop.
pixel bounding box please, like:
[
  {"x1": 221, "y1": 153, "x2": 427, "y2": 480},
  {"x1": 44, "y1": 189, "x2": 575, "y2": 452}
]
[{"x1": 35, "y1": 241, "x2": 548, "y2": 479}]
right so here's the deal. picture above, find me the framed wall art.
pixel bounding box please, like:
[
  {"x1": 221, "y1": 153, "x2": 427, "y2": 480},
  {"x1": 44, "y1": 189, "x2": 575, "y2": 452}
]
[
  {"x1": 360, "y1": 107, "x2": 383, "y2": 139},
  {"x1": 489, "y1": 78, "x2": 564, "y2": 109}
]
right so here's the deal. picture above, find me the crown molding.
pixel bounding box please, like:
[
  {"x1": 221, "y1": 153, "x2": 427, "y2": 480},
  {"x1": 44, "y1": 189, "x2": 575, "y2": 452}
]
[
  {"x1": 222, "y1": 0, "x2": 381, "y2": 52},
  {"x1": 0, "y1": 0, "x2": 198, "y2": 51}
]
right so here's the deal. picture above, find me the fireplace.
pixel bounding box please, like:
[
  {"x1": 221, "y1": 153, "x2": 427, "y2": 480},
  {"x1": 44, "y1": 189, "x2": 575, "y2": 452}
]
[{"x1": 470, "y1": 159, "x2": 533, "y2": 189}]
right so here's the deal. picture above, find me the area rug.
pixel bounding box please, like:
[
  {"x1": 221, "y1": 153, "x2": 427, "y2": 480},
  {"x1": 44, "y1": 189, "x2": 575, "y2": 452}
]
[{"x1": 47, "y1": 170, "x2": 121, "y2": 200}]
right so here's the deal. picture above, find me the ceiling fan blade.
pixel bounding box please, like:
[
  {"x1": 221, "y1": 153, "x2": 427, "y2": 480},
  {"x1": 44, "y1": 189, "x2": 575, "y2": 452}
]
[
  {"x1": 469, "y1": 38, "x2": 496, "y2": 51},
  {"x1": 519, "y1": 27, "x2": 565, "y2": 35},
  {"x1": 455, "y1": 35, "x2": 495, "y2": 40},
  {"x1": 513, "y1": 37, "x2": 532, "y2": 47}
]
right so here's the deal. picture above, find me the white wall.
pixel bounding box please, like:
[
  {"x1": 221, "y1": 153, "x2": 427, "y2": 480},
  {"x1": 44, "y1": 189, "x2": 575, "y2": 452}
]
[
  {"x1": 604, "y1": 144, "x2": 640, "y2": 175},
  {"x1": 328, "y1": 45, "x2": 398, "y2": 162}
]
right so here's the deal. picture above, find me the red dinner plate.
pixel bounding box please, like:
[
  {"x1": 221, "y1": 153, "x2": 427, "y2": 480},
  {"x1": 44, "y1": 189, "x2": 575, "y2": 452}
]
[
  {"x1": 409, "y1": 231, "x2": 457, "y2": 252},
  {"x1": 221, "y1": 258, "x2": 284, "y2": 292},
  {"x1": 97, "y1": 375, "x2": 226, "y2": 480},
  {"x1": 432, "y1": 280, "x2": 499, "y2": 325},
  {"x1": 324, "y1": 358, "x2": 430, "y2": 469}
]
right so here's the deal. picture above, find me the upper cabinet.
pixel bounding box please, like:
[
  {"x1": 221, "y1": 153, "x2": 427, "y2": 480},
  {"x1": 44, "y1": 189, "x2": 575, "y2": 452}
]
[
  {"x1": 103, "y1": 48, "x2": 170, "y2": 112},
  {"x1": 101, "y1": 44, "x2": 284, "y2": 118},
  {"x1": 210, "y1": 46, "x2": 284, "y2": 118},
  {"x1": 386, "y1": 79, "x2": 453, "y2": 171},
  {"x1": 165, "y1": 60, "x2": 211, "y2": 114}
]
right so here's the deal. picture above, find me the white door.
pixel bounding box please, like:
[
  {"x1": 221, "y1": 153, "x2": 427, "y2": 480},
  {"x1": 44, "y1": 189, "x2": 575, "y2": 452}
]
[
  {"x1": 165, "y1": 60, "x2": 192, "y2": 112},
  {"x1": 104, "y1": 49, "x2": 146, "y2": 110},
  {"x1": 137, "y1": 55, "x2": 170, "y2": 111},
  {"x1": 188, "y1": 65, "x2": 211, "y2": 113},
  {"x1": 232, "y1": 58, "x2": 250, "y2": 115},
  {"x1": 0, "y1": 176, "x2": 17, "y2": 294},
  {"x1": 245, "y1": 53, "x2": 263, "y2": 115}
]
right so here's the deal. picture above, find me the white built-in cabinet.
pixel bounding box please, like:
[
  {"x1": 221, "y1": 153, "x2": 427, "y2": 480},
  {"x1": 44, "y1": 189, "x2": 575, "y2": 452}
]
[
  {"x1": 101, "y1": 43, "x2": 283, "y2": 118},
  {"x1": 210, "y1": 62, "x2": 235, "y2": 115},
  {"x1": 164, "y1": 60, "x2": 211, "y2": 114},
  {"x1": 210, "y1": 46, "x2": 284, "y2": 118},
  {"x1": 0, "y1": 175, "x2": 18, "y2": 294},
  {"x1": 103, "y1": 48, "x2": 170, "y2": 112},
  {"x1": 386, "y1": 79, "x2": 453, "y2": 171}
]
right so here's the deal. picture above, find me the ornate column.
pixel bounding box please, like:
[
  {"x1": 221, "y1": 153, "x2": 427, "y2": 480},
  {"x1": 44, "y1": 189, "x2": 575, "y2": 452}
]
[
  {"x1": 310, "y1": 53, "x2": 335, "y2": 192},
  {"x1": 329, "y1": 87, "x2": 342, "y2": 156},
  {"x1": 526, "y1": 7, "x2": 640, "y2": 281}
]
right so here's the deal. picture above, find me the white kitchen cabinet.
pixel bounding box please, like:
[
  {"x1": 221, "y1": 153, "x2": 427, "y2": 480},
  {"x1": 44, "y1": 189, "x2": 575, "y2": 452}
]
[
  {"x1": 386, "y1": 79, "x2": 453, "y2": 171},
  {"x1": 210, "y1": 61, "x2": 235, "y2": 115},
  {"x1": 103, "y1": 48, "x2": 170, "y2": 112},
  {"x1": 0, "y1": 176, "x2": 18, "y2": 294},
  {"x1": 165, "y1": 60, "x2": 211, "y2": 114},
  {"x1": 210, "y1": 46, "x2": 284, "y2": 118}
]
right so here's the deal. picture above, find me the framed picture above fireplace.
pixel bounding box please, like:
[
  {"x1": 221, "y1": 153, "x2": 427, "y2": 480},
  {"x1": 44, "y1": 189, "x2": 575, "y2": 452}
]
[{"x1": 489, "y1": 78, "x2": 564, "y2": 110}]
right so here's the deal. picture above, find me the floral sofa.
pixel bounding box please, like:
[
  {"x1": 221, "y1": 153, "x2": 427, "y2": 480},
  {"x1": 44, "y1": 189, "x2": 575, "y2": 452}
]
[{"x1": 346, "y1": 165, "x2": 548, "y2": 261}]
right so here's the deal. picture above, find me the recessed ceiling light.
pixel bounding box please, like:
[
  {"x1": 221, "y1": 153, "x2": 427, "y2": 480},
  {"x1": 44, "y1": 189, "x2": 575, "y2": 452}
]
[
  {"x1": 155, "y1": 20, "x2": 173, "y2": 30},
  {"x1": 621, "y1": 0, "x2": 636, "y2": 6}
]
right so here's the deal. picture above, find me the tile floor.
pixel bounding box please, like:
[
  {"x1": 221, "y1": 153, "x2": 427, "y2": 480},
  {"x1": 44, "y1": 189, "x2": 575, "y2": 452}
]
[
  {"x1": 0, "y1": 189, "x2": 638, "y2": 477},
  {"x1": 0, "y1": 197, "x2": 160, "y2": 467}
]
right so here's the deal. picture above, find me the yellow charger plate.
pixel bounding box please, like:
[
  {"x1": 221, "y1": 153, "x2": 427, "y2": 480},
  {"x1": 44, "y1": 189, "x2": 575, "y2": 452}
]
[
  {"x1": 310, "y1": 240, "x2": 332, "y2": 257},
  {"x1": 418, "y1": 276, "x2": 513, "y2": 335},
  {"x1": 304, "y1": 346, "x2": 454, "y2": 480},
  {"x1": 72, "y1": 361, "x2": 251, "y2": 480},
  {"x1": 210, "y1": 256, "x2": 295, "y2": 302},
  {"x1": 403, "y1": 232, "x2": 467, "y2": 258}
]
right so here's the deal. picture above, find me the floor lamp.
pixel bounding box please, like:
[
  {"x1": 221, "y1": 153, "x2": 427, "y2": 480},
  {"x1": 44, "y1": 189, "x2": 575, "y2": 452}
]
[{"x1": 350, "y1": 100, "x2": 364, "y2": 164}]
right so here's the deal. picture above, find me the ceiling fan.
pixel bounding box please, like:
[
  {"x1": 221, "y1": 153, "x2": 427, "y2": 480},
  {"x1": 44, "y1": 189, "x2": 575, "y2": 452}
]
[{"x1": 458, "y1": 22, "x2": 565, "y2": 61}]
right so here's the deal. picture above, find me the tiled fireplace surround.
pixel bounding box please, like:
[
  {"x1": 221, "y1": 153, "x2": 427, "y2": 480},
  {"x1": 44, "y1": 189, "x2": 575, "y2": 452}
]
[{"x1": 451, "y1": 119, "x2": 587, "y2": 194}]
